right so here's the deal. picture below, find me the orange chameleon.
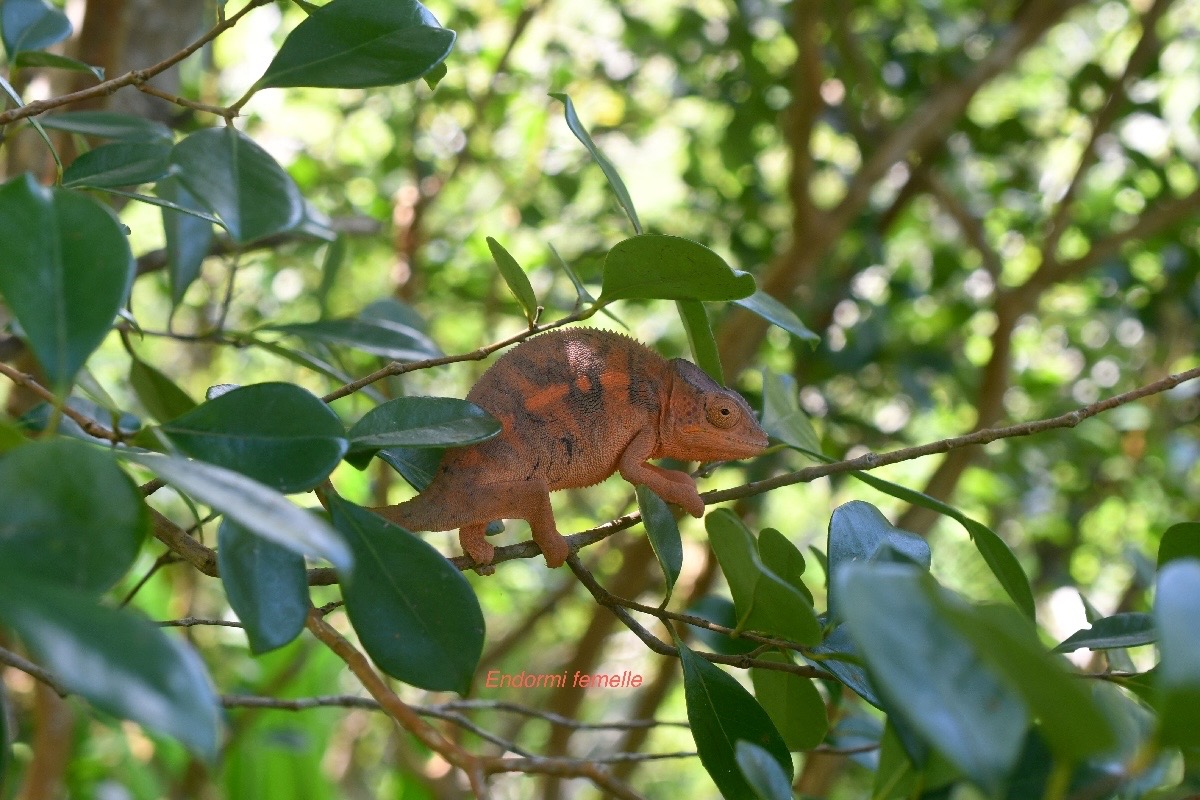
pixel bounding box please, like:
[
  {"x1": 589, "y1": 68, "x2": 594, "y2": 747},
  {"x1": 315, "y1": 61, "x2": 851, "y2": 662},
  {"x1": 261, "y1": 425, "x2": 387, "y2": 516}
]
[{"x1": 374, "y1": 327, "x2": 769, "y2": 568}]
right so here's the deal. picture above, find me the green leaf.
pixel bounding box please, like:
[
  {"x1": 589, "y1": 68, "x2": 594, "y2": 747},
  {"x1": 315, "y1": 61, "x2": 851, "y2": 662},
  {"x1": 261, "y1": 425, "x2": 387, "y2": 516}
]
[
  {"x1": 422, "y1": 60, "x2": 448, "y2": 89},
  {"x1": 129, "y1": 356, "x2": 197, "y2": 422},
  {"x1": 636, "y1": 485, "x2": 683, "y2": 603},
  {"x1": 156, "y1": 176, "x2": 215, "y2": 306},
  {"x1": 159, "y1": 382, "x2": 348, "y2": 493},
  {"x1": 217, "y1": 519, "x2": 308, "y2": 655},
  {"x1": 550, "y1": 92, "x2": 642, "y2": 234},
  {"x1": 1158, "y1": 522, "x2": 1200, "y2": 568},
  {"x1": 750, "y1": 652, "x2": 828, "y2": 751},
  {"x1": 687, "y1": 596, "x2": 759, "y2": 656},
  {"x1": 123, "y1": 452, "x2": 352, "y2": 571},
  {"x1": 757, "y1": 528, "x2": 813, "y2": 605},
  {"x1": 257, "y1": 0, "x2": 455, "y2": 89},
  {"x1": 826, "y1": 501, "x2": 930, "y2": 619},
  {"x1": 805, "y1": 624, "x2": 880, "y2": 708},
  {"x1": 266, "y1": 315, "x2": 443, "y2": 361},
  {"x1": 0, "y1": 569, "x2": 220, "y2": 759},
  {"x1": 677, "y1": 300, "x2": 724, "y2": 384},
  {"x1": 170, "y1": 127, "x2": 303, "y2": 244},
  {"x1": 0, "y1": 438, "x2": 147, "y2": 594},
  {"x1": 600, "y1": 234, "x2": 755, "y2": 303},
  {"x1": 675, "y1": 635, "x2": 792, "y2": 800},
  {"x1": 12, "y1": 51, "x2": 103, "y2": 80},
  {"x1": 35, "y1": 110, "x2": 173, "y2": 142},
  {"x1": 836, "y1": 562, "x2": 1028, "y2": 795},
  {"x1": 0, "y1": 416, "x2": 25, "y2": 453},
  {"x1": 486, "y1": 237, "x2": 538, "y2": 322},
  {"x1": 328, "y1": 494, "x2": 484, "y2": 693},
  {"x1": 1155, "y1": 558, "x2": 1200, "y2": 747},
  {"x1": 1, "y1": 0, "x2": 71, "y2": 54},
  {"x1": 0, "y1": 175, "x2": 134, "y2": 390},
  {"x1": 0, "y1": 679, "x2": 8, "y2": 786},
  {"x1": 19, "y1": 396, "x2": 141, "y2": 444},
  {"x1": 733, "y1": 291, "x2": 819, "y2": 344},
  {"x1": 735, "y1": 741, "x2": 794, "y2": 800},
  {"x1": 707, "y1": 510, "x2": 821, "y2": 646},
  {"x1": 1054, "y1": 612, "x2": 1156, "y2": 653},
  {"x1": 345, "y1": 396, "x2": 500, "y2": 467},
  {"x1": 377, "y1": 446, "x2": 443, "y2": 491},
  {"x1": 760, "y1": 370, "x2": 821, "y2": 454}
]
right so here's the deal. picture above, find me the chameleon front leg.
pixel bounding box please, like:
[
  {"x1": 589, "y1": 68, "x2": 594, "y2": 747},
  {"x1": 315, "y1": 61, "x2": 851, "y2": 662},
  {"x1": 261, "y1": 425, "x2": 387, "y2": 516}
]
[{"x1": 618, "y1": 429, "x2": 705, "y2": 517}]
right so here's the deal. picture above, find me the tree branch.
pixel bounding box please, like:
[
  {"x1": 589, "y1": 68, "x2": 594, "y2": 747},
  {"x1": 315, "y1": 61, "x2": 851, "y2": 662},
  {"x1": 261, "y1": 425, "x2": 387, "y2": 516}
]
[{"x1": 0, "y1": 645, "x2": 68, "y2": 697}]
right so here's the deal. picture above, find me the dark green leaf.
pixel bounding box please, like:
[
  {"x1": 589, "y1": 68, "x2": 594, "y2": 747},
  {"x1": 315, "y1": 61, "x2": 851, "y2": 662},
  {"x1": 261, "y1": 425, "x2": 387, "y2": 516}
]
[
  {"x1": 735, "y1": 741, "x2": 794, "y2": 800},
  {"x1": 600, "y1": 234, "x2": 755, "y2": 303},
  {"x1": 1054, "y1": 612, "x2": 1156, "y2": 653},
  {"x1": 0, "y1": 679, "x2": 8, "y2": 786},
  {"x1": 377, "y1": 446, "x2": 443, "y2": 491},
  {"x1": 0, "y1": 439, "x2": 146, "y2": 594},
  {"x1": 329, "y1": 494, "x2": 484, "y2": 693},
  {"x1": 676, "y1": 635, "x2": 792, "y2": 800},
  {"x1": 156, "y1": 176, "x2": 215, "y2": 305},
  {"x1": 12, "y1": 51, "x2": 103, "y2": 80},
  {"x1": 550, "y1": 92, "x2": 642, "y2": 234},
  {"x1": 159, "y1": 382, "x2": 348, "y2": 493},
  {"x1": 217, "y1": 519, "x2": 308, "y2": 655},
  {"x1": 316, "y1": 236, "x2": 346, "y2": 318},
  {"x1": 19, "y1": 396, "x2": 141, "y2": 443},
  {"x1": 345, "y1": 396, "x2": 500, "y2": 467},
  {"x1": 422, "y1": 60, "x2": 447, "y2": 89},
  {"x1": 61, "y1": 141, "x2": 170, "y2": 188},
  {"x1": 757, "y1": 528, "x2": 813, "y2": 605},
  {"x1": 35, "y1": 110, "x2": 173, "y2": 141},
  {"x1": 0, "y1": 569, "x2": 220, "y2": 759},
  {"x1": 760, "y1": 370, "x2": 821, "y2": 454},
  {"x1": 805, "y1": 624, "x2": 880, "y2": 707},
  {"x1": 836, "y1": 562, "x2": 1027, "y2": 794},
  {"x1": 258, "y1": 0, "x2": 455, "y2": 89},
  {"x1": 170, "y1": 127, "x2": 303, "y2": 244},
  {"x1": 750, "y1": 652, "x2": 828, "y2": 751},
  {"x1": 486, "y1": 237, "x2": 538, "y2": 322},
  {"x1": 1155, "y1": 559, "x2": 1200, "y2": 747},
  {"x1": 267, "y1": 316, "x2": 442, "y2": 361},
  {"x1": 826, "y1": 501, "x2": 930, "y2": 619},
  {"x1": 1, "y1": 0, "x2": 71, "y2": 54},
  {"x1": 687, "y1": 596, "x2": 759, "y2": 656},
  {"x1": 733, "y1": 291, "x2": 819, "y2": 343},
  {"x1": 636, "y1": 485, "x2": 683, "y2": 603},
  {"x1": 1158, "y1": 522, "x2": 1200, "y2": 568},
  {"x1": 677, "y1": 299, "x2": 724, "y2": 384},
  {"x1": 129, "y1": 356, "x2": 197, "y2": 422},
  {"x1": 0, "y1": 175, "x2": 134, "y2": 390},
  {"x1": 123, "y1": 452, "x2": 351, "y2": 571}
]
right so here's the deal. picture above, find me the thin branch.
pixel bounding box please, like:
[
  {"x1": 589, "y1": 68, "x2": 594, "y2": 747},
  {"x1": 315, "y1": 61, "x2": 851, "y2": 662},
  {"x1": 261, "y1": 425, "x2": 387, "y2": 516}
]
[
  {"x1": 0, "y1": 362, "x2": 121, "y2": 443},
  {"x1": 119, "y1": 551, "x2": 178, "y2": 607},
  {"x1": 0, "y1": 646, "x2": 68, "y2": 697},
  {"x1": 157, "y1": 616, "x2": 243, "y2": 628}
]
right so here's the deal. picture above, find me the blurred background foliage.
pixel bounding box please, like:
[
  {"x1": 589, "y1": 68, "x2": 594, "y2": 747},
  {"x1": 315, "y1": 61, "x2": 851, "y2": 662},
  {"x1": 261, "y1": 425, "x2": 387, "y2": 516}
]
[{"x1": 2, "y1": 0, "x2": 1198, "y2": 796}]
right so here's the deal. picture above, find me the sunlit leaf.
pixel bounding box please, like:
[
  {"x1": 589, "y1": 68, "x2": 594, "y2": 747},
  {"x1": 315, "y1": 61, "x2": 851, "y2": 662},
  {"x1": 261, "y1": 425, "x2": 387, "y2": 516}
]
[
  {"x1": 1155, "y1": 559, "x2": 1200, "y2": 747},
  {"x1": 1054, "y1": 612, "x2": 1156, "y2": 653},
  {"x1": 600, "y1": 234, "x2": 756, "y2": 303},
  {"x1": 636, "y1": 485, "x2": 683, "y2": 603},
  {"x1": 550, "y1": 92, "x2": 642, "y2": 234},
  {"x1": 486, "y1": 236, "x2": 538, "y2": 322},
  {"x1": 733, "y1": 291, "x2": 819, "y2": 343}
]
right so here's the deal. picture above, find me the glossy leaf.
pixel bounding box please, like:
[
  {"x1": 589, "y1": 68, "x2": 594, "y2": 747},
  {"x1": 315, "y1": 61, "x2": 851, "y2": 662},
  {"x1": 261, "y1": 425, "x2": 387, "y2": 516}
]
[
  {"x1": 636, "y1": 485, "x2": 683, "y2": 603},
  {"x1": 62, "y1": 140, "x2": 171, "y2": 188},
  {"x1": 35, "y1": 110, "x2": 173, "y2": 141},
  {"x1": 677, "y1": 299, "x2": 724, "y2": 383},
  {"x1": 733, "y1": 291, "x2": 819, "y2": 343},
  {"x1": 258, "y1": 0, "x2": 455, "y2": 89},
  {"x1": 0, "y1": 175, "x2": 134, "y2": 390},
  {"x1": 0, "y1": 438, "x2": 146, "y2": 594},
  {"x1": 805, "y1": 624, "x2": 880, "y2": 708},
  {"x1": 12, "y1": 51, "x2": 103, "y2": 80},
  {"x1": 0, "y1": 569, "x2": 220, "y2": 759},
  {"x1": 377, "y1": 446, "x2": 443, "y2": 491},
  {"x1": 758, "y1": 528, "x2": 813, "y2": 605},
  {"x1": 676, "y1": 635, "x2": 792, "y2": 800},
  {"x1": 826, "y1": 501, "x2": 930, "y2": 619},
  {"x1": 486, "y1": 237, "x2": 538, "y2": 322},
  {"x1": 124, "y1": 452, "x2": 352, "y2": 571},
  {"x1": 218, "y1": 519, "x2": 308, "y2": 655},
  {"x1": 836, "y1": 562, "x2": 1027, "y2": 794},
  {"x1": 159, "y1": 382, "x2": 348, "y2": 493},
  {"x1": 1054, "y1": 612, "x2": 1156, "y2": 653},
  {"x1": 1, "y1": 0, "x2": 71, "y2": 54},
  {"x1": 550, "y1": 92, "x2": 642, "y2": 234},
  {"x1": 1155, "y1": 559, "x2": 1200, "y2": 747},
  {"x1": 329, "y1": 494, "x2": 484, "y2": 693},
  {"x1": 157, "y1": 176, "x2": 214, "y2": 305},
  {"x1": 735, "y1": 741, "x2": 794, "y2": 800},
  {"x1": 600, "y1": 234, "x2": 756, "y2": 303},
  {"x1": 1158, "y1": 522, "x2": 1200, "y2": 568},
  {"x1": 129, "y1": 356, "x2": 197, "y2": 422},
  {"x1": 750, "y1": 652, "x2": 828, "y2": 751},
  {"x1": 267, "y1": 316, "x2": 442, "y2": 361},
  {"x1": 761, "y1": 370, "x2": 821, "y2": 454},
  {"x1": 345, "y1": 396, "x2": 500, "y2": 467},
  {"x1": 170, "y1": 127, "x2": 303, "y2": 244}
]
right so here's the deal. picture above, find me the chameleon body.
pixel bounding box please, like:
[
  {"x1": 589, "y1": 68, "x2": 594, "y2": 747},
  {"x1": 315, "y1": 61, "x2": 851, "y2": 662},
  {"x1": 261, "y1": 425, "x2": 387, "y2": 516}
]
[{"x1": 374, "y1": 328, "x2": 769, "y2": 568}]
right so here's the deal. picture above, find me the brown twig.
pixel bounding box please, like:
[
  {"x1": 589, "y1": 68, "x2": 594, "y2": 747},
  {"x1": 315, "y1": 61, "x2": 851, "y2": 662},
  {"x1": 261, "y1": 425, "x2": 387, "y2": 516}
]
[
  {"x1": 0, "y1": 646, "x2": 68, "y2": 697},
  {"x1": 0, "y1": 362, "x2": 120, "y2": 443}
]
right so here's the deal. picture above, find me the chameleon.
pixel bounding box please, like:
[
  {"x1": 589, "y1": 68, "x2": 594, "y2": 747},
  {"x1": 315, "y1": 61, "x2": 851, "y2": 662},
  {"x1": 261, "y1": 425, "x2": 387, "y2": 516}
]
[{"x1": 373, "y1": 327, "x2": 769, "y2": 568}]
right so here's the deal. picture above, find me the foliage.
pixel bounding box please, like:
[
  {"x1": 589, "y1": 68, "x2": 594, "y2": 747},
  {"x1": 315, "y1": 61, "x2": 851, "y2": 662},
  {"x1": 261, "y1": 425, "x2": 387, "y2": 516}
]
[{"x1": 1, "y1": 0, "x2": 1199, "y2": 798}]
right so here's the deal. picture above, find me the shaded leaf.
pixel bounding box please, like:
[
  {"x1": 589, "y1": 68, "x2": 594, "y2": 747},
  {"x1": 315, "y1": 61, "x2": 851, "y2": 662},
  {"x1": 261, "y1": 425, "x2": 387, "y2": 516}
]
[
  {"x1": 636, "y1": 485, "x2": 683, "y2": 603},
  {"x1": 735, "y1": 741, "x2": 794, "y2": 800},
  {"x1": 687, "y1": 596, "x2": 759, "y2": 656},
  {"x1": 677, "y1": 299, "x2": 724, "y2": 384},
  {"x1": 266, "y1": 315, "x2": 442, "y2": 361},
  {"x1": 62, "y1": 140, "x2": 170, "y2": 188},
  {"x1": 19, "y1": 396, "x2": 141, "y2": 443},
  {"x1": 12, "y1": 51, "x2": 103, "y2": 80},
  {"x1": 1054, "y1": 612, "x2": 1156, "y2": 653},
  {"x1": 550, "y1": 92, "x2": 641, "y2": 234},
  {"x1": 750, "y1": 652, "x2": 828, "y2": 751},
  {"x1": 1, "y1": 0, "x2": 71, "y2": 54},
  {"x1": 1158, "y1": 522, "x2": 1200, "y2": 568},
  {"x1": 157, "y1": 176, "x2": 215, "y2": 306},
  {"x1": 826, "y1": 501, "x2": 930, "y2": 619},
  {"x1": 1155, "y1": 559, "x2": 1200, "y2": 747},
  {"x1": 761, "y1": 370, "x2": 821, "y2": 454},
  {"x1": 804, "y1": 623, "x2": 881, "y2": 708},
  {"x1": 733, "y1": 291, "x2": 819, "y2": 343},
  {"x1": 129, "y1": 357, "x2": 197, "y2": 422},
  {"x1": 600, "y1": 234, "x2": 755, "y2": 303},
  {"x1": 35, "y1": 110, "x2": 173, "y2": 141},
  {"x1": 757, "y1": 528, "x2": 813, "y2": 605},
  {"x1": 486, "y1": 237, "x2": 538, "y2": 322},
  {"x1": 345, "y1": 396, "x2": 500, "y2": 467},
  {"x1": 218, "y1": 519, "x2": 308, "y2": 655}
]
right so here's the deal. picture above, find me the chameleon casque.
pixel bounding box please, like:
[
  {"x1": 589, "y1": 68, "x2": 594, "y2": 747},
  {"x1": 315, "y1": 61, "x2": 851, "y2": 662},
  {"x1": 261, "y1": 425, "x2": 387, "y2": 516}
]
[{"x1": 373, "y1": 327, "x2": 769, "y2": 568}]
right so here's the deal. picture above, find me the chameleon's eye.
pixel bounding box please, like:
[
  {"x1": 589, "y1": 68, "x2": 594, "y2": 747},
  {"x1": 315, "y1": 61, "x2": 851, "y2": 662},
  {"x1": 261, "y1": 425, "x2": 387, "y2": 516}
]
[{"x1": 706, "y1": 400, "x2": 740, "y2": 429}]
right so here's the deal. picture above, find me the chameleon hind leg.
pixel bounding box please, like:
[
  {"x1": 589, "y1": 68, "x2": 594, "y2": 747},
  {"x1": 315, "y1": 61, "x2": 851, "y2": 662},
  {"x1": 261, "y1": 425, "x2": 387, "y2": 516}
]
[{"x1": 456, "y1": 480, "x2": 569, "y2": 568}]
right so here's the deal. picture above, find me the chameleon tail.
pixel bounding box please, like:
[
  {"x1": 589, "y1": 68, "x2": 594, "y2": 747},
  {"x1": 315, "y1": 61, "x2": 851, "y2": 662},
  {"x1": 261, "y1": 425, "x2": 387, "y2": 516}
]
[{"x1": 371, "y1": 494, "x2": 455, "y2": 533}]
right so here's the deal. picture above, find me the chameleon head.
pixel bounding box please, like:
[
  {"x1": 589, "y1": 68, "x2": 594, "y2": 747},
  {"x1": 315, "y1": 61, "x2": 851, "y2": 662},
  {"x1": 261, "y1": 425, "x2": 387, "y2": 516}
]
[{"x1": 658, "y1": 358, "x2": 770, "y2": 463}]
